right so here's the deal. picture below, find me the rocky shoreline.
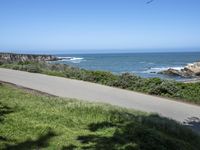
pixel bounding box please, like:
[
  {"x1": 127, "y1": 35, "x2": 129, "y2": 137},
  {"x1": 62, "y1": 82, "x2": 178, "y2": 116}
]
[
  {"x1": 159, "y1": 61, "x2": 200, "y2": 79},
  {"x1": 0, "y1": 53, "x2": 60, "y2": 64}
]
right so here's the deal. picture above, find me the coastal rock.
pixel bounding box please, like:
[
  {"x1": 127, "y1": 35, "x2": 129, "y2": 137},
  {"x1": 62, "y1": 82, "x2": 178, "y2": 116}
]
[
  {"x1": 0, "y1": 53, "x2": 60, "y2": 63},
  {"x1": 159, "y1": 62, "x2": 200, "y2": 77},
  {"x1": 160, "y1": 68, "x2": 182, "y2": 76},
  {"x1": 186, "y1": 62, "x2": 200, "y2": 76}
]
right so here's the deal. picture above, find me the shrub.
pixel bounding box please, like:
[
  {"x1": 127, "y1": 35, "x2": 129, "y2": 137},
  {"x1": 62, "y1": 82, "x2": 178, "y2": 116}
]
[
  {"x1": 113, "y1": 73, "x2": 141, "y2": 89},
  {"x1": 23, "y1": 64, "x2": 42, "y2": 73},
  {"x1": 149, "y1": 81, "x2": 180, "y2": 96},
  {"x1": 17, "y1": 61, "x2": 31, "y2": 65}
]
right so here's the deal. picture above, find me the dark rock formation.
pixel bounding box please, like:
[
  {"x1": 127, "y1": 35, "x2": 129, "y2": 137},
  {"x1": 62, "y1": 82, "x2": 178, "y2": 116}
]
[
  {"x1": 160, "y1": 68, "x2": 182, "y2": 76},
  {"x1": 159, "y1": 62, "x2": 200, "y2": 78},
  {"x1": 0, "y1": 53, "x2": 60, "y2": 64}
]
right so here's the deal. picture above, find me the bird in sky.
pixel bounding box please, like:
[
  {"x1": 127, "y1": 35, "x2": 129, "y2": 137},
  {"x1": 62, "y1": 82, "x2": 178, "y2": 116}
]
[{"x1": 146, "y1": 0, "x2": 154, "y2": 4}]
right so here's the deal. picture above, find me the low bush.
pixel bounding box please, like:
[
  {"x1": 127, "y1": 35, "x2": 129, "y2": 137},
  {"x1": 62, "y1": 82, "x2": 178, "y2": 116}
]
[{"x1": 149, "y1": 80, "x2": 180, "y2": 96}]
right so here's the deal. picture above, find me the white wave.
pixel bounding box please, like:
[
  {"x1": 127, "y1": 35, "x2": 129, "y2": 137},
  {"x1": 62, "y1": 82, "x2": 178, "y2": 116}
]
[
  {"x1": 58, "y1": 57, "x2": 84, "y2": 63},
  {"x1": 58, "y1": 56, "x2": 71, "y2": 59},
  {"x1": 143, "y1": 66, "x2": 184, "y2": 73},
  {"x1": 70, "y1": 57, "x2": 83, "y2": 61}
]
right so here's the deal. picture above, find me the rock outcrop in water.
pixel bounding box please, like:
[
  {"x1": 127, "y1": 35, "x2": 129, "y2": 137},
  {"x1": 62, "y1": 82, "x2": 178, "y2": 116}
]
[
  {"x1": 159, "y1": 62, "x2": 200, "y2": 77},
  {"x1": 0, "y1": 53, "x2": 60, "y2": 64}
]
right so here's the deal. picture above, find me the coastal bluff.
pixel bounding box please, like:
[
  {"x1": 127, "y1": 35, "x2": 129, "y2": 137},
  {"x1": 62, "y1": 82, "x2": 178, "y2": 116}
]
[{"x1": 0, "y1": 53, "x2": 59, "y2": 63}]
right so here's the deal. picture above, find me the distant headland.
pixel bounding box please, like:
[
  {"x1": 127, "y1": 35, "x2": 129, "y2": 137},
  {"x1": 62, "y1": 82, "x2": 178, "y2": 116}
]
[{"x1": 0, "y1": 52, "x2": 60, "y2": 64}]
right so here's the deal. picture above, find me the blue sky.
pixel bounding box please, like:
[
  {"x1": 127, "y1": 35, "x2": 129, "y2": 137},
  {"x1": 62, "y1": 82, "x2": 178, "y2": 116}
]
[{"x1": 0, "y1": 0, "x2": 200, "y2": 53}]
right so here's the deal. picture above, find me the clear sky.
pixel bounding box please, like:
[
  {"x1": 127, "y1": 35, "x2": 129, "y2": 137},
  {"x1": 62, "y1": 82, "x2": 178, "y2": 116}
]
[{"x1": 0, "y1": 0, "x2": 200, "y2": 53}]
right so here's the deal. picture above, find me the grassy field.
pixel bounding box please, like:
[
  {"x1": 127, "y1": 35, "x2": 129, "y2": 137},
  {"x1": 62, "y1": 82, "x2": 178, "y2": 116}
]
[
  {"x1": 0, "y1": 83, "x2": 200, "y2": 150},
  {"x1": 1, "y1": 62, "x2": 200, "y2": 105}
]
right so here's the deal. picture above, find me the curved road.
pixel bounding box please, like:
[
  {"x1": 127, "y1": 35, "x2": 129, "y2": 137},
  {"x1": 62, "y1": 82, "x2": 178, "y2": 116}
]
[{"x1": 0, "y1": 68, "x2": 200, "y2": 131}]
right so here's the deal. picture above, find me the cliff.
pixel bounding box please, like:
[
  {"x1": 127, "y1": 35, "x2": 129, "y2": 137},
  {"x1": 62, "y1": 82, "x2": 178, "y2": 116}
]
[{"x1": 0, "y1": 53, "x2": 60, "y2": 63}]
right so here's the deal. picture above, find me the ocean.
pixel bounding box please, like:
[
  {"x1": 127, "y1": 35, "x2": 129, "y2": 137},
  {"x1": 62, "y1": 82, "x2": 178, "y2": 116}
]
[{"x1": 55, "y1": 52, "x2": 200, "y2": 80}]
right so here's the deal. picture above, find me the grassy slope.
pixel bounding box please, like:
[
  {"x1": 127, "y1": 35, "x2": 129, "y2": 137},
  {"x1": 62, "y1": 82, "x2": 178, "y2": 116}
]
[
  {"x1": 1, "y1": 62, "x2": 200, "y2": 105},
  {"x1": 0, "y1": 84, "x2": 200, "y2": 150}
]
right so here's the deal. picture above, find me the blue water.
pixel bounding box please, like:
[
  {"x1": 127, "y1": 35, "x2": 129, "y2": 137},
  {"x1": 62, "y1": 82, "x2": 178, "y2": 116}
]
[{"x1": 55, "y1": 52, "x2": 200, "y2": 80}]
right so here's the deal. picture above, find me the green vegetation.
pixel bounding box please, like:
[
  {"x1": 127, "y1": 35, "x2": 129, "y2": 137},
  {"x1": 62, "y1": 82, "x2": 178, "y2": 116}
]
[
  {"x1": 0, "y1": 84, "x2": 200, "y2": 150},
  {"x1": 1, "y1": 62, "x2": 200, "y2": 104}
]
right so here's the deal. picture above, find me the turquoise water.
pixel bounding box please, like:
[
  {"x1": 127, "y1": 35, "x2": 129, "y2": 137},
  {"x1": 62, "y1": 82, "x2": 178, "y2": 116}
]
[{"x1": 55, "y1": 52, "x2": 200, "y2": 80}]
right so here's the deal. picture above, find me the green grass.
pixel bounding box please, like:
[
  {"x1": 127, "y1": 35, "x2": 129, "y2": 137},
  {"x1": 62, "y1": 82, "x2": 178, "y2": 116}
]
[
  {"x1": 0, "y1": 83, "x2": 200, "y2": 150},
  {"x1": 1, "y1": 62, "x2": 200, "y2": 105}
]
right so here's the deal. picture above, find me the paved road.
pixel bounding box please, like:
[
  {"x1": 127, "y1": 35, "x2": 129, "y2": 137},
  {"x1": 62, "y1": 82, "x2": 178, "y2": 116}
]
[{"x1": 0, "y1": 68, "x2": 200, "y2": 129}]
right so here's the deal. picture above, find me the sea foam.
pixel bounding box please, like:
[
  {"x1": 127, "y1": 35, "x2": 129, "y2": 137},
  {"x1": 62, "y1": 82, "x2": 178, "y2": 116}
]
[{"x1": 58, "y1": 57, "x2": 84, "y2": 63}]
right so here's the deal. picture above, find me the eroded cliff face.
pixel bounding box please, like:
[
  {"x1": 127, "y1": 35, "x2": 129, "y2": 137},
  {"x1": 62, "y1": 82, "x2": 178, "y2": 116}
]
[
  {"x1": 0, "y1": 53, "x2": 59, "y2": 63},
  {"x1": 159, "y1": 62, "x2": 200, "y2": 77}
]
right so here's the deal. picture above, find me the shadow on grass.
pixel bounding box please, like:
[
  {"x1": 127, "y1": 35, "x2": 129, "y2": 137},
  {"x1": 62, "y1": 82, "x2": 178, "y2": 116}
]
[
  {"x1": 183, "y1": 117, "x2": 200, "y2": 134},
  {"x1": 62, "y1": 144, "x2": 78, "y2": 150},
  {"x1": 4, "y1": 130, "x2": 57, "y2": 150},
  {"x1": 0, "y1": 102, "x2": 14, "y2": 144},
  {"x1": 0, "y1": 102, "x2": 14, "y2": 123},
  {"x1": 88, "y1": 121, "x2": 115, "y2": 132},
  {"x1": 76, "y1": 113, "x2": 200, "y2": 150}
]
